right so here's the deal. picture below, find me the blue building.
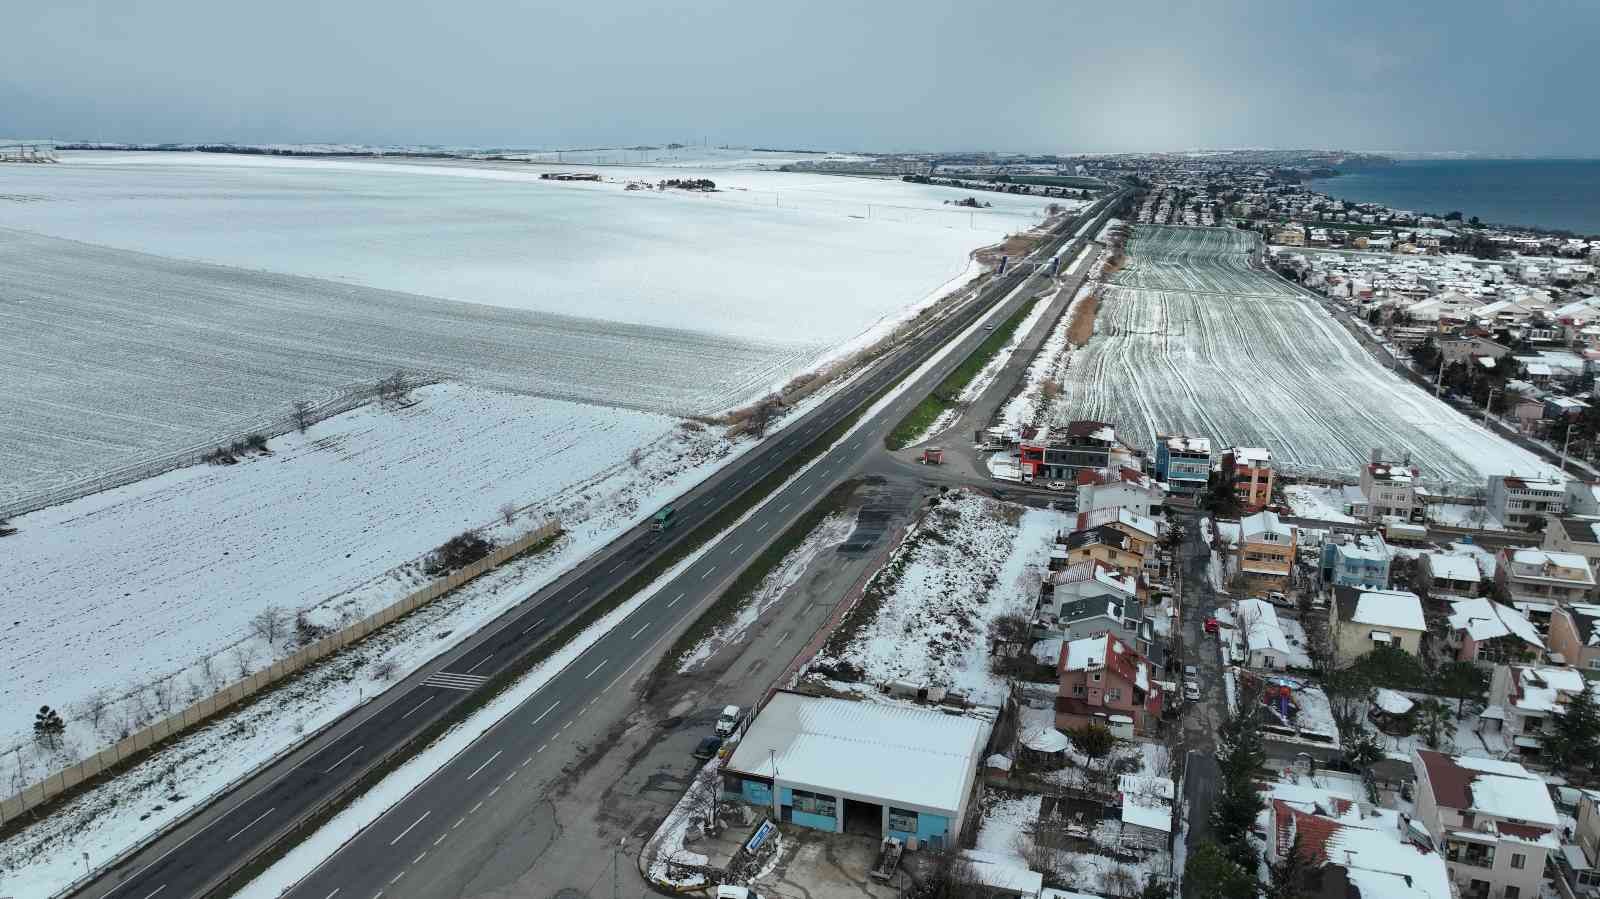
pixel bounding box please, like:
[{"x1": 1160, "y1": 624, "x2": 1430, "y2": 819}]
[
  {"x1": 1154, "y1": 434, "x2": 1211, "y2": 502},
  {"x1": 720, "y1": 691, "x2": 991, "y2": 846},
  {"x1": 1319, "y1": 532, "x2": 1393, "y2": 589}
]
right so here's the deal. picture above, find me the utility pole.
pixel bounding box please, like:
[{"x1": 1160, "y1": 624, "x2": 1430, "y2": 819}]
[
  {"x1": 1483, "y1": 388, "x2": 1500, "y2": 427},
  {"x1": 1435, "y1": 355, "x2": 1446, "y2": 397},
  {"x1": 1562, "y1": 425, "x2": 1575, "y2": 474}
]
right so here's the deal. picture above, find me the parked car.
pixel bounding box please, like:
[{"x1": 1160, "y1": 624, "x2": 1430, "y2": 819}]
[
  {"x1": 693, "y1": 736, "x2": 723, "y2": 760},
  {"x1": 715, "y1": 704, "x2": 743, "y2": 737},
  {"x1": 1184, "y1": 682, "x2": 1201, "y2": 702},
  {"x1": 1203, "y1": 617, "x2": 1219, "y2": 634},
  {"x1": 1184, "y1": 665, "x2": 1198, "y2": 679},
  {"x1": 1046, "y1": 480, "x2": 1068, "y2": 492}
]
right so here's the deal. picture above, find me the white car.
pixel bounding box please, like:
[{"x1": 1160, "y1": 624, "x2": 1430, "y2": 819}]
[
  {"x1": 1046, "y1": 480, "x2": 1068, "y2": 492},
  {"x1": 714, "y1": 704, "x2": 743, "y2": 737},
  {"x1": 1184, "y1": 682, "x2": 1201, "y2": 702}
]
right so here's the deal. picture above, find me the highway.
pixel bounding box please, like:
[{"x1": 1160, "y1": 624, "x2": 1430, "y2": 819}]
[{"x1": 77, "y1": 191, "x2": 1127, "y2": 899}]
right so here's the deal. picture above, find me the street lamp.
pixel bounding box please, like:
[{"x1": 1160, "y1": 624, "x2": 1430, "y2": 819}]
[{"x1": 769, "y1": 749, "x2": 780, "y2": 820}]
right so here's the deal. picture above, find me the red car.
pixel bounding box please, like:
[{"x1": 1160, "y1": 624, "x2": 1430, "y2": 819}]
[{"x1": 1203, "y1": 617, "x2": 1219, "y2": 634}]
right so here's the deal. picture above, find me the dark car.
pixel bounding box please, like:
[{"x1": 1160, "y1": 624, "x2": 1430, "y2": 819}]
[{"x1": 693, "y1": 736, "x2": 723, "y2": 760}]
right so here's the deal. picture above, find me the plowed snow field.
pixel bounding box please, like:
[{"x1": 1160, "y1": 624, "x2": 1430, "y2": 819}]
[{"x1": 1054, "y1": 226, "x2": 1554, "y2": 486}]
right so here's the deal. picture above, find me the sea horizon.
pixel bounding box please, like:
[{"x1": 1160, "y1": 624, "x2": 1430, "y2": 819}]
[{"x1": 1309, "y1": 157, "x2": 1600, "y2": 237}]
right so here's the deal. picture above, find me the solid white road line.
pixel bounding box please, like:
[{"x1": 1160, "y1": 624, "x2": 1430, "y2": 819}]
[
  {"x1": 531, "y1": 700, "x2": 560, "y2": 725},
  {"x1": 389, "y1": 810, "x2": 431, "y2": 846},
  {"x1": 322, "y1": 745, "x2": 364, "y2": 773},
  {"x1": 400, "y1": 696, "x2": 434, "y2": 719},
  {"x1": 226, "y1": 807, "x2": 275, "y2": 843},
  {"x1": 466, "y1": 749, "x2": 503, "y2": 781},
  {"x1": 631, "y1": 623, "x2": 649, "y2": 640},
  {"x1": 464, "y1": 655, "x2": 491, "y2": 674}
]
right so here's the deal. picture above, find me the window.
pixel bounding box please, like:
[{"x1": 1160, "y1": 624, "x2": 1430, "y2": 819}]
[
  {"x1": 1510, "y1": 853, "x2": 1525, "y2": 870},
  {"x1": 1092, "y1": 672, "x2": 1101, "y2": 682},
  {"x1": 888, "y1": 808, "x2": 918, "y2": 833},
  {"x1": 1504, "y1": 887, "x2": 1519, "y2": 899},
  {"x1": 1073, "y1": 683, "x2": 1086, "y2": 697},
  {"x1": 1107, "y1": 688, "x2": 1123, "y2": 702},
  {"x1": 790, "y1": 789, "x2": 836, "y2": 818},
  {"x1": 1588, "y1": 658, "x2": 1600, "y2": 671}
]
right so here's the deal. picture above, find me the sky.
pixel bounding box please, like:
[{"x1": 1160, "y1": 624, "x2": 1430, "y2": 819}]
[{"x1": 3, "y1": 0, "x2": 1596, "y2": 156}]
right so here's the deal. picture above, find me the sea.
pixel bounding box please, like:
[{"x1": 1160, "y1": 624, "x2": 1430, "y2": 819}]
[{"x1": 1307, "y1": 158, "x2": 1600, "y2": 236}]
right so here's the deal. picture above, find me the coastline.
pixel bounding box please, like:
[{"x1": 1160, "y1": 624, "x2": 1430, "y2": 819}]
[{"x1": 1309, "y1": 157, "x2": 1600, "y2": 238}]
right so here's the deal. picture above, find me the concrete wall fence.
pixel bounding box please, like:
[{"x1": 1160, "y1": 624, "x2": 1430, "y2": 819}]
[{"x1": 0, "y1": 518, "x2": 560, "y2": 825}]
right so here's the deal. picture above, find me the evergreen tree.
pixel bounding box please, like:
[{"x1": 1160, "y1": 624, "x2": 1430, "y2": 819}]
[
  {"x1": 1547, "y1": 685, "x2": 1600, "y2": 781},
  {"x1": 33, "y1": 704, "x2": 65, "y2": 750},
  {"x1": 1184, "y1": 843, "x2": 1258, "y2": 899},
  {"x1": 1212, "y1": 683, "x2": 1267, "y2": 870},
  {"x1": 1267, "y1": 831, "x2": 1322, "y2": 899}
]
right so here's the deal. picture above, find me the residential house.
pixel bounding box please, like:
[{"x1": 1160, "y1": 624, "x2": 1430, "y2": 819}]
[
  {"x1": 1116, "y1": 774, "x2": 1175, "y2": 852},
  {"x1": 1330, "y1": 586, "x2": 1426, "y2": 665},
  {"x1": 1556, "y1": 790, "x2": 1600, "y2": 899},
  {"x1": 1543, "y1": 516, "x2": 1600, "y2": 580},
  {"x1": 1320, "y1": 531, "x2": 1393, "y2": 589},
  {"x1": 1487, "y1": 474, "x2": 1568, "y2": 531},
  {"x1": 1075, "y1": 466, "x2": 1165, "y2": 519},
  {"x1": 1548, "y1": 604, "x2": 1600, "y2": 674},
  {"x1": 1052, "y1": 594, "x2": 1146, "y2": 652},
  {"x1": 1360, "y1": 455, "x2": 1423, "y2": 523},
  {"x1": 1220, "y1": 446, "x2": 1275, "y2": 512},
  {"x1": 1038, "y1": 560, "x2": 1139, "y2": 624},
  {"x1": 1565, "y1": 481, "x2": 1600, "y2": 517},
  {"x1": 1263, "y1": 779, "x2": 1452, "y2": 899},
  {"x1": 1018, "y1": 420, "x2": 1137, "y2": 482},
  {"x1": 1441, "y1": 335, "x2": 1513, "y2": 367},
  {"x1": 1237, "y1": 509, "x2": 1297, "y2": 592},
  {"x1": 1496, "y1": 547, "x2": 1596, "y2": 633},
  {"x1": 1053, "y1": 633, "x2": 1163, "y2": 736},
  {"x1": 1423, "y1": 552, "x2": 1484, "y2": 599},
  {"x1": 1412, "y1": 750, "x2": 1561, "y2": 899},
  {"x1": 1154, "y1": 434, "x2": 1211, "y2": 504},
  {"x1": 1483, "y1": 664, "x2": 1594, "y2": 759},
  {"x1": 1447, "y1": 597, "x2": 1545, "y2": 665},
  {"x1": 1236, "y1": 597, "x2": 1293, "y2": 670},
  {"x1": 1065, "y1": 526, "x2": 1144, "y2": 580}
]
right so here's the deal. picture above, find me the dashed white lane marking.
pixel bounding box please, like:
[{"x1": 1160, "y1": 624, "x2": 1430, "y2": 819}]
[
  {"x1": 323, "y1": 890, "x2": 341, "y2": 899},
  {"x1": 322, "y1": 745, "x2": 364, "y2": 773},
  {"x1": 434, "y1": 833, "x2": 447, "y2": 847},
  {"x1": 585, "y1": 659, "x2": 608, "y2": 679},
  {"x1": 412, "y1": 851, "x2": 427, "y2": 864},
  {"x1": 700, "y1": 566, "x2": 716, "y2": 580},
  {"x1": 667, "y1": 592, "x2": 684, "y2": 608},
  {"x1": 140, "y1": 887, "x2": 168, "y2": 899},
  {"x1": 730, "y1": 542, "x2": 743, "y2": 553},
  {"x1": 389, "y1": 873, "x2": 403, "y2": 885},
  {"x1": 531, "y1": 700, "x2": 560, "y2": 725},
  {"x1": 388, "y1": 810, "x2": 431, "y2": 846},
  {"x1": 489, "y1": 785, "x2": 501, "y2": 797},
  {"x1": 522, "y1": 618, "x2": 546, "y2": 635},
  {"x1": 464, "y1": 655, "x2": 491, "y2": 674},
  {"x1": 470, "y1": 802, "x2": 484, "y2": 814},
  {"x1": 630, "y1": 623, "x2": 649, "y2": 640},
  {"x1": 401, "y1": 696, "x2": 434, "y2": 719},
  {"x1": 466, "y1": 749, "x2": 503, "y2": 780},
  {"x1": 226, "y1": 807, "x2": 275, "y2": 843},
  {"x1": 757, "y1": 520, "x2": 770, "y2": 531},
  {"x1": 453, "y1": 817, "x2": 465, "y2": 829},
  {"x1": 537, "y1": 742, "x2": 549, "y2": 753}
]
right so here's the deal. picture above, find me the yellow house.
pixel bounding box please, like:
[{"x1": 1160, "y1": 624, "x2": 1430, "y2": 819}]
[{"x1": 1238, "y1": 509, "x2": 1296, "y2": 591}]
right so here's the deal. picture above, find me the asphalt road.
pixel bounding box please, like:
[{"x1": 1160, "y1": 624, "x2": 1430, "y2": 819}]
[{"x1": 78, "y1": 195, "x2": 1128, "y2": 899}]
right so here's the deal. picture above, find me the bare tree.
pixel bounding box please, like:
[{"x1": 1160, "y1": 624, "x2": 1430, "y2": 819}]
[
  {"x1": 378, "y1": 369, "x2": 411, "y2": 403},
  {"x1": 250, "y1": 606, "x2": 288, "y2": 647},
  {"x1": 749, "y1": 394, "x2": 786, "y2": 439},
  {"x1": 499, "y1": 502, "x2": 518, "y2": 526},
  {"x1": 150, "y1": 676, "x2": 176, "y2": 716},
  {"x1": 198, "y1": 654, "x2": 222, "y2": 691},
  {"x1": 233, "y1": 643, "x2": 259, "y2": 679},
  {"x1": 292, "y1": 400, "x2": 313, "y2": 432},
  {"x1": 77, "y1": 688, "x2": 112, "y2": 736},
  {"x1": 372, "y1": 657, "x2": 399, "y2": 681}
]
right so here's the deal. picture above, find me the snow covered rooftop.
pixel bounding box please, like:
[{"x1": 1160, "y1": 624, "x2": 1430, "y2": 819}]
[
  {"x1": 1064, "y1": 634, "x2": 1109, "y2": 671},
  {"x1": 1416, "y1": 751, "x2": 1559, "y2": 836},
  {"x1": 1350, "y1": 589, "x2": 1426, "y2": 632},
  {"x1": 1237, "y1": 598, "x2": 1291, "y2": 655},
  {"x1": 1241, "y1": 509, "x2": 1294, "y2": 543},
  {"x1": 1232, "y1": 446, "x2": 1272, "y2": 465},
  {"x1": 1425, "y1": 553, "x2": 1482, "y2": 583},
  {"x1": 723, "y1": 692, "x2": 990, "y2": 814},
  {"x1": 961, "y1": 850, "x2": 1044, "y2": 896},
  {"x1": 1162, "y1": 434, "x2": 1211, "y2": 454},
  {"x1": 1448, "y1": 597, "x2": 1545, "y2": 649},
  {"x1": 1373, "y1": 688, "x2": 1414, "y2": 716}
]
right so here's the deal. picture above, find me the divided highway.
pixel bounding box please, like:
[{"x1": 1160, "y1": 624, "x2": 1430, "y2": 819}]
[{"x1": 77, "y1": 191, "x2": 1126, "y2": 899}]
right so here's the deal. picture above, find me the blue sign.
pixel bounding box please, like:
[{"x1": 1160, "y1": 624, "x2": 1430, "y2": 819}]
[{"x1": 745, "y1": 819, "x2": 776, "y2": 854}]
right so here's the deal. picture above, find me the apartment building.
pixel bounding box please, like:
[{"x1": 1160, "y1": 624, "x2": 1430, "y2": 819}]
[
  {"x1": 1154, "y1": 434, "x2": 1211, "y2": 503},
  {"x1": 1543, "y1": 516, "x2": 1600, "y2": 579},
  {"x1": 1360, "y1": 455, "x2": 1423, "y2": 523},
  {"x1": 1220, "y1": 446, "x2": 1275, "y2": 512},
  {"x1": 1053, "y1": 633, "x2": 1163, "y2": 735},
  {"x1": 1496, "y1": 548, "x2": 1595, "y2": 634},
  {"x1": 1488, "y1": 474, "x2": 1568, "y2": 531},
  {"x1": 1412, "y1": 750, "x2": 1561, "y2": 899},
  {"x1": 1237, "y1": 509, "x2": 1297, "y2": 592}
]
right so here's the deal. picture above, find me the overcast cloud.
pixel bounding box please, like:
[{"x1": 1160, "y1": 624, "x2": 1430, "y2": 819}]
[{"x1": 2, "y1": 0, "x2": 1593, "y2": 155}]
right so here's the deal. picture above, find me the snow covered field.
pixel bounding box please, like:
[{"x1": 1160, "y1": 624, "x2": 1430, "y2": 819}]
[
  {"x1": 1054, "y1": 226, "x2": 1557, "y2": 487},
  {"x1": 0, "y1": 152, "x2": 1072, "y2": 501},
  {"x1": 1284, "y1": 484, "x2": 1360, "y2": 523},
  {"x1": 0, "y1": 383, "x2": 752, "y2": 783},
  {"x1": 814, "y1": 492, "x2": 1066, "y2": 705}
]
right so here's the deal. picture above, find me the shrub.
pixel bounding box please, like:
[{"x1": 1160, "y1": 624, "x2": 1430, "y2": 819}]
[{"x1": 425, "y1": 531, "x2": 494, "y2": 576}]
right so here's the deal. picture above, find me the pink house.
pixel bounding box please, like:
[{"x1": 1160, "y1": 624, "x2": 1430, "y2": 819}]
[{"x1": 1055, "y1": 633, "x2": 1163, "y2": 735}]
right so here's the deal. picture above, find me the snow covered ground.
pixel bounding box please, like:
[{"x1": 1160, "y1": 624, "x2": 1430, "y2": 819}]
[
  {"x1": 1284, "y1": 484, "x2": 1360, "y2": 523},
  {"x1": 813, "y1": 492, "x2": 1067, "y2": 705},
  {"x1": 1053, "y1": 226, "x2": 1559, "y2": 488},
  {"x1": 1427, "y1": 502, "x2": 1504, "y2": 531},
  {"x1": 0, "y1": 383, "x2": 754, "y2": 788},
  {"x1": 0, "y1": 152, "x2": 1074, "y2": 501}
]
